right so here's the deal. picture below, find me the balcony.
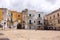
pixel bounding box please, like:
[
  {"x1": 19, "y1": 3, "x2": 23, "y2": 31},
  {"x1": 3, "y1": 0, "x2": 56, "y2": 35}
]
[
  {"x1": 28, "y1": 15, "x2": 34, "y2": 19},
  {"x1": 37, "y1": 23, "x2": 42, "y2": 25},
  {"x1": 37, "y1": 17, "x2": 42, "y2": 19}
]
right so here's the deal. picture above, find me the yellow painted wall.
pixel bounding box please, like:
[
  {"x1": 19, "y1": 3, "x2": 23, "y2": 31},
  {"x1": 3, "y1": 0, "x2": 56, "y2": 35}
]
[
  {"x1": 10, "y1": 11, "x2": 22, "y2": 24},
  {"x1": 10, "y1": 11, "x2": 17, "y2": 22},
  {"x1": 17, "y1": 13, "x2": 22, "y2": 23},
  {"x1": 0, "y1": 9, "x2": 2, "y2": 21}
]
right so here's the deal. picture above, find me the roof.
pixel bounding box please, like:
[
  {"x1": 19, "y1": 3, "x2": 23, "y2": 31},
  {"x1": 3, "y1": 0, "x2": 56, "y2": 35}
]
[
  {"x1": 46, "y1": 8, "x2": 60, "y2": 16},
  {"x1": 0, "y1": 8, "x2": 7, "y2": 10}
]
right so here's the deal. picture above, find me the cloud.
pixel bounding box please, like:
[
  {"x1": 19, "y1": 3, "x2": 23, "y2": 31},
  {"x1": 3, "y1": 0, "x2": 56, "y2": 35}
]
[
  {"x1": 0, "y1": 0, "x2": 60, "y2": 14},
  {"x1": 46, "y1": 0, "x2": 57, "y2": 4}
]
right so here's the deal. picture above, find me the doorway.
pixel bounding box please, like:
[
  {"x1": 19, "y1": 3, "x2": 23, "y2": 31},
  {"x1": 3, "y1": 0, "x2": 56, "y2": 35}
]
[{"x1": 17, "y1": 23, "x2": 22, "y2": 29}]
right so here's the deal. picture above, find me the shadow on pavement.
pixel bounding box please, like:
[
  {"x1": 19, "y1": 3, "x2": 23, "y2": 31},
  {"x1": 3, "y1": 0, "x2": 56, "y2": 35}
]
[
  {"x1": 0, "y1": 38, "x2": 9, "y2": 40},
  {"x1": 0, "y1": 33, "x2": 4, "y2": 35}
]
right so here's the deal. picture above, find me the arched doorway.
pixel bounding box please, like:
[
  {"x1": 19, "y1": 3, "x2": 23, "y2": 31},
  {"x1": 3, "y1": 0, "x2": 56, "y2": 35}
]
[
  {"x1": 37, "y1": 26, "x2": 40, "y2": 30},
  {"x1": 17, "y1": 23, "x2": 22, "y2": 29}
]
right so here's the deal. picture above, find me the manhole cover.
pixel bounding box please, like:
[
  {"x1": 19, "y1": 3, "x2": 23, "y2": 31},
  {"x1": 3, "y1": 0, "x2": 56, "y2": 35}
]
[{"x1": 0, "y1": 38, "x2": 9, "y2": 40}]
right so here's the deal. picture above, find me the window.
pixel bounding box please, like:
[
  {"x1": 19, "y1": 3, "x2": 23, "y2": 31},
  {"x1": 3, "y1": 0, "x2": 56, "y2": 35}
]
[
  {"x1": 38, "y1": 21, "x2": 40, "y2": 24},
  {"x1": 57, "y1": 13, "x2": 59, "y2": 17},
  {"x1": 23, "y1": 21, "x2": 25, "y2": 23},
  {"x1": 50, "y1": 17, "x2": 51, "y2": 19},
  {"x1": 53, "y1": 15, "x2": 55, "y2": 18},
  {"x1": 34, "y1": 21, "x2": 35, "y2": 23},
  {"x1": 38, "y1": 14, "x2": 40, "y2": 17},
  {"x1": 29, "y1": 20, "x2": 32, "y2": 24},
  {"x1": 29, "y1": 14, "x2": 31, "y2": 17},
  {"x1": 18, "y1": 15, "x2": 20, "y2": 17},
  {"x1": 58, "y1": 19, "x2": 60, "y2": 24}
]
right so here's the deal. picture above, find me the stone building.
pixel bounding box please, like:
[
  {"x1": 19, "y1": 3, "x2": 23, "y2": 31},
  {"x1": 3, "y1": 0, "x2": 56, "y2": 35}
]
[
  {"x1": 35, "y1": 12, "x2": 44, "y2": 30},
  {"x1": 44, "y1": 8, "x2": 60, "y2": 30},
  {"x1": 0, "y1": 8, "x2": 9, "y2": 29},
  {"x1": 0, "y1": 8, "x2": 44, "y2": 30},
  {"x1": 22, "y1": 9, "x2": 28, "y2": 29},
  {"x1": 10, "y1": 11, "x2": 22, "y2": 29},
  {"x1": 28, "y1": 10, "x2": 44, "y2": 30},
  {"x1": 17, "y1": 12, "x2": 22, "y2": 29},
  {"x1": 22, "y1": 9, "x2": 44, "y2": 30},
  {"x1": 28, "y1": 10, "x2": 36, "y2": 29}
]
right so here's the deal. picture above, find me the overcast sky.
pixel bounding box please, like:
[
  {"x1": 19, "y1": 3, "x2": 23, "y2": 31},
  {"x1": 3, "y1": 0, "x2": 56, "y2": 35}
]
[{"x1": 0, "y1": 0, "x2": 60, "y2": 14}]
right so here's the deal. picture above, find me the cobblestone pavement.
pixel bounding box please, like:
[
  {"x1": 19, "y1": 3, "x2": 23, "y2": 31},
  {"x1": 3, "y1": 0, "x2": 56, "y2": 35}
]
[{"x1": 0, "y1": 29, "x2": 60, "y2": 40}]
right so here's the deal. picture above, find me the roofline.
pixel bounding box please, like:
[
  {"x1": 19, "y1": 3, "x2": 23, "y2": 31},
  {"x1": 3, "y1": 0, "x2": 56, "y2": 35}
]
[
  {"x1": 46, "y1": 8, "x2": 60, "y2": 16},
  {"x1": 0, "y1": 8, "x2": 7, "y2": 10}
]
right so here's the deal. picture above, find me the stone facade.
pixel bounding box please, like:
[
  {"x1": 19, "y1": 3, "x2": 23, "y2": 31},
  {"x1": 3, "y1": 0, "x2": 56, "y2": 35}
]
[
  {"x1": 35, "y1": 12, "x2": 44, "y2": 30},
  {"x1": 22, "y1": 9, "x2": 28, "y2": 29},
  {"x1": 24, "y1": 9, "x2": 44, "y2": 30},
  {"x1": 10, "y1": 11, "x2": 22, "y2": 29},
  {"x1": 0, "y1": 8, "x2": 44, "y2": 30},
  {"x1": 44, "y1": 8, "x2": 60, "y2": 30}
]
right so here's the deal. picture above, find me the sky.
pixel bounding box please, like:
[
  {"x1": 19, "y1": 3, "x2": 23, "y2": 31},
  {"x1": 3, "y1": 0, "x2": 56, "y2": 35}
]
[{"x1": 0, "y1": 0, "x2": 60, "y2": 14}]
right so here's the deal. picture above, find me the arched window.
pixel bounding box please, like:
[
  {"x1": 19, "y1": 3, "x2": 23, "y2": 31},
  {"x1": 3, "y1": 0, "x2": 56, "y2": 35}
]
[
  {"x1": 29, "y1": 14, "x2": 31, "y2": 17},
  {"x1": 38, "y1": 14, "x2": 40, "y2": 17},
  {"x1": 29, "y1": 20, "x2": 32, "y2": 24},
  {"x1": 57, "y1": 13, "x2": 59, "y2": 17},
  {"x1": 38, "y1": 21, "x2": 40, "y2": 24}
]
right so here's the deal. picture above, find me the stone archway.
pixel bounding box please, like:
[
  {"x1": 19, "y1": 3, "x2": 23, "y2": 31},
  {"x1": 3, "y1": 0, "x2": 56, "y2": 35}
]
[
  {"x1": 37, "y1": 26, "x2": 41, "y2": 30},
  {"x1": 17, "y1": 23, "x2": 22, "y2": 29}
]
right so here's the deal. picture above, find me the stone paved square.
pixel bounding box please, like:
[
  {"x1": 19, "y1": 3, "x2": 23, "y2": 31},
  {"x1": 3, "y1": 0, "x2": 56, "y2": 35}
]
[{"x1": 0, "y1": 29, "x2": 60, "y2": 40}]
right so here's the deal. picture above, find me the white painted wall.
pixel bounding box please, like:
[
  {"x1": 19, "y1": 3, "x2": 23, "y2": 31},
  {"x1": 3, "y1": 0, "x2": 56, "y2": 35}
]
[{"x1": 28, "y1": 10, "x2": 44, "y2": 29}]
